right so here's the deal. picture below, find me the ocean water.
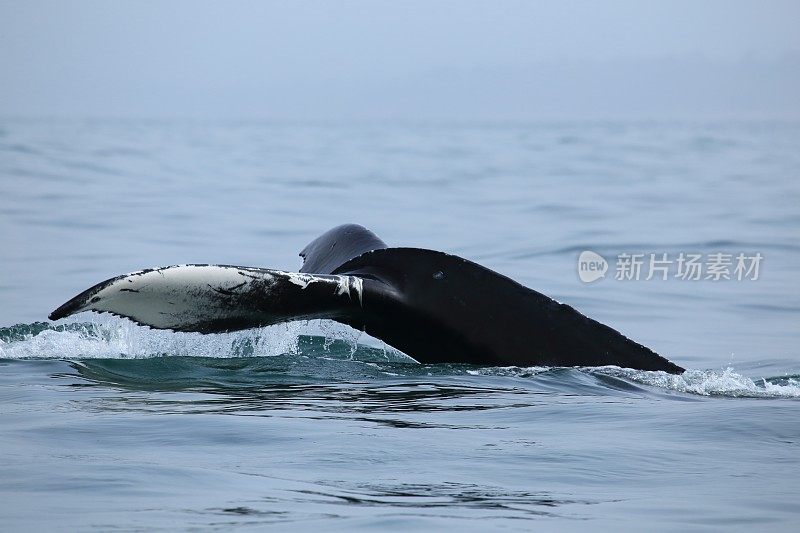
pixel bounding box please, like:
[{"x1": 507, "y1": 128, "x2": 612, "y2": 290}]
[{"x1": 1, "y1": 119, "x2": 799, "y2": 531}]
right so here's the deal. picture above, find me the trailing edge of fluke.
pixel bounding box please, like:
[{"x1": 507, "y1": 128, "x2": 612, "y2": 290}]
[{"x1": 49, "y1": 224, "x2": 684, "y2": 373}]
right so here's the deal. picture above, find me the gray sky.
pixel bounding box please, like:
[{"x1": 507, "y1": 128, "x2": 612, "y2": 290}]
[{"x1": 1, "y1": 0, "x2": 798, "y2": 120}]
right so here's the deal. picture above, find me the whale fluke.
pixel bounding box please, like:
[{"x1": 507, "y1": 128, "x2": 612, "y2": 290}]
[
  {"x1": 48, "y1": 265, "x2": 367, "y2": 333},
  {"x1": 49, "y1": 224, "x2": 684, "y2": 373}
]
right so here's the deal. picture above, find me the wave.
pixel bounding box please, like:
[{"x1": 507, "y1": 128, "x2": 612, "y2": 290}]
[
  {"x1": 1, "y1": 318, "x2": 798, "y2": 398},
  {"x1": 0, "y1": 316, "x2": 406, "y2": 362},
  {"x1": 596, "y1": 366, "x2": 800, "y2": 398},
  {"x1": 464, "y1": 365, "x2": 800, "y2": 398}
]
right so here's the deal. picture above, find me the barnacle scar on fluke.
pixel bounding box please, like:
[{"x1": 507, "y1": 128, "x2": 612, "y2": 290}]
[{"x1": 49, "y1": 224, "x2": 684, "y2": 373}]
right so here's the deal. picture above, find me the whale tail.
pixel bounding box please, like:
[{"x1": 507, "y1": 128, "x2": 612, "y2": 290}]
[{"x1": 49, "y1": 224, "x2": 684, "y2": 373}]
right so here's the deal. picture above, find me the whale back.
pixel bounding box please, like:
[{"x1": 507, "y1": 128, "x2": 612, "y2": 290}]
[{"x1": 299, "y1": 223, "x2": 387, "y2": 274}]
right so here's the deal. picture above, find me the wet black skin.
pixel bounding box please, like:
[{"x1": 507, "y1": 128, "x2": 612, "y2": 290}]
[
  {"x1": 302, "y1": 225, "x2": 684, "y2": 373},
  {"x1": 50, "y1": 224, "x2": 684, "y2": 373}
]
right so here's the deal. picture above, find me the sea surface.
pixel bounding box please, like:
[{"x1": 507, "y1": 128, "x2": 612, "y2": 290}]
[{"x1": 1, "y1": 119, "x2": 799, "y2": 531}]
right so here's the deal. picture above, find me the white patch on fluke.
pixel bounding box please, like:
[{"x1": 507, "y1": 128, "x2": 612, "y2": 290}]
[
  {"x1": 283, "y1": 272, "x2": 318, "y2": 289},
  {"x1": 330, "y1": 275, "x2": 363, "y2": 305},
  {"x1": 335, "y1": 276, "x2": 351, "y2": 298},
  {"x1": 67, "y1": 265, "x2": 280, "y2": 330},
  {"x1": 351, "y1": 276, "x2": 363, "y2": 307},
  {"x1": 53, "y1": 265, "x2": 368, "y2": 332}
]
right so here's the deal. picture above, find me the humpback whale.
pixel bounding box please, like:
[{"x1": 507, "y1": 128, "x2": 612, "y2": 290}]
[{"x1": 49, "y1": 224, "x2": 684, "y2": 373}]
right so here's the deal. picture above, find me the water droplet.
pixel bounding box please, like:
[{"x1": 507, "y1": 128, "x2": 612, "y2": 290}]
[{"x1": 432, "y1": 271, "x2": 444, "y2": 280}]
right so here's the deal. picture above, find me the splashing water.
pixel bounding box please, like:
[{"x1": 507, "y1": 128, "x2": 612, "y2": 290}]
[
  {"x1": 2, "y1": 317, "x2": 797, "y2": 398},
  {"x1": 599, "y1": 366, "x2": 800, "y2": 398},
  {"x1": 0, "y1": 316, "x2": 302, "y2": 359}
]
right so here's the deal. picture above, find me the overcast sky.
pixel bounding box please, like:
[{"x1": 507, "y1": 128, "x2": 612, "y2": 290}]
[{"x1": 1, "y1": 0, "x2": 798, "y2": 120}]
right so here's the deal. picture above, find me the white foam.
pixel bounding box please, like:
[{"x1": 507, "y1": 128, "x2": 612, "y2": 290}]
[
  {"x1": 3, "y1": 319, "x2": 796, "y2": 398},
  {"x1": 0, "y1": 315, "x2": 301, "y2": 360},
  {"x1": 600, "y1": 366, "x2": 800, "y2": 398},
  {"x1": 467, "y1": 366, "x2": 550, "y2": 377},
  {"x1": 466, "y1": 365, "x2": 800, "y2": 398}
]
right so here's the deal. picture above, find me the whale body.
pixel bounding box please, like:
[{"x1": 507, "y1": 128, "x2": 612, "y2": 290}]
[{"x1": 49, "y1": 224, "x2": 684, "y2": 373}]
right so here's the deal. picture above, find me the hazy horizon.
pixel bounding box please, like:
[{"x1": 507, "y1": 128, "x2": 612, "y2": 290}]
[{"x1": 2, "y1": 0, "x2": 799, "y2": 120}]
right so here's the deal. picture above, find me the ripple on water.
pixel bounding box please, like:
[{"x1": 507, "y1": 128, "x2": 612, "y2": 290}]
[{"x1": 1, "y1": 319, "x2": 798, "y2": 399}]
